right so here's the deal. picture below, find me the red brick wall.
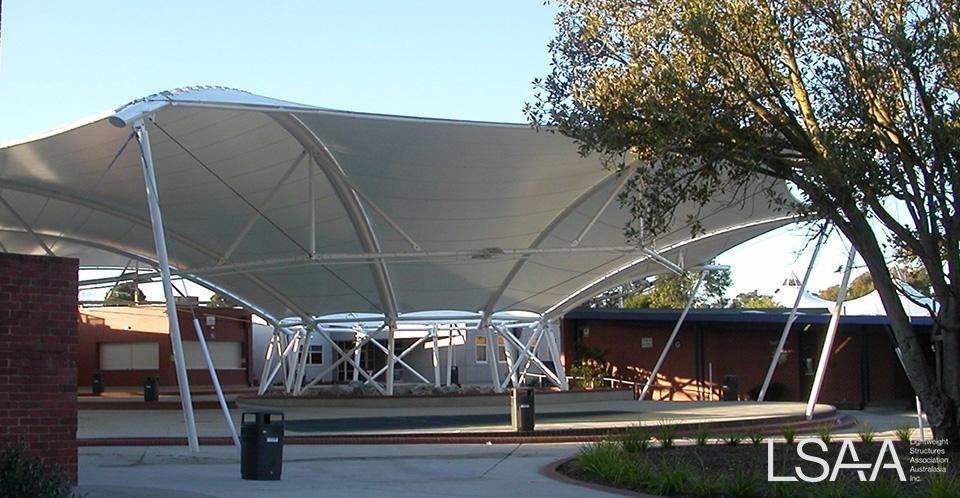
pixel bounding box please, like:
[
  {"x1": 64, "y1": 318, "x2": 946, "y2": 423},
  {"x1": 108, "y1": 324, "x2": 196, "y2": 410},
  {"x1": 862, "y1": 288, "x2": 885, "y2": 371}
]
[
  {"x1": 78, "y1": 307, "x2": 250, "y2": 388},
  {"x1": 561, "y1": 316, "x2": 912, "y2": 405},
  {"x1": 0, "y1": 253, "x2": 78, "y2": 482}
]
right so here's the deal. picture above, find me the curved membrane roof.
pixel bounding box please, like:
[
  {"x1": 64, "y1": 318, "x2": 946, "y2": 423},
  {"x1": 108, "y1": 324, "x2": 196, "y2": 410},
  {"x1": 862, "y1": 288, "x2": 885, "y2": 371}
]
[{"x1": 0, "y1": 87, "x2": 794, "y2": 323}]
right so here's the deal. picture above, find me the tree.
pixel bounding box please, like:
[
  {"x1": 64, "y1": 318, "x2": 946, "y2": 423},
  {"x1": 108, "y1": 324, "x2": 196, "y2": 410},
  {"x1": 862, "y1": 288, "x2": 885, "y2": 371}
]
[
  {"x1": 732, "y1": 290, "x2": 782, "y2": 309},
  {"x1": 207, "y1": 293, "x2": 240, "y2": 308},
  {"x1": 104, "y1": 281, "x2": 145, "y2": 305},
  {"x1": 818, "y1": 272, "x2": 876, "y2": 301},
  {"x1": 530, "y1": 0, "x2": 959, "y2": 445},
  {"x1": 622, "y1": 269, "x2": 732, "y2": 308}
]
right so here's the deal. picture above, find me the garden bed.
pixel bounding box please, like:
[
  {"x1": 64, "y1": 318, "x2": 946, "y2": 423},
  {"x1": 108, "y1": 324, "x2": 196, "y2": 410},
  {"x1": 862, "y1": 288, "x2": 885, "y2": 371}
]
[{"x1": 561, "y1": 430, "x2": 960, "y2": 497}]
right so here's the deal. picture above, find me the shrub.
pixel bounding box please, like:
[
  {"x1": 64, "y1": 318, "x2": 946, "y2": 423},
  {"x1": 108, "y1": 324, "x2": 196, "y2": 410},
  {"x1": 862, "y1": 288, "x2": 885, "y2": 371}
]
[
  {"x1": 656, "y1": 420, "x2": 678, "y2": 449},
  {"x1": 576, "y1": 440, "x2": 635, "y2": 484},
  {"x1": 723, "y1": 433, "x2": 743, "y2": 445},
  {"x1": 894, "y1": 425, "x2": 913, "y2": 443},
  {"x1": 781, "y1": 425, "x2": 796, "y2": 444},
  {"x1": 816, "y1": 424, "x2": 832, "y2": 444},
  {"x1": 855, "y1": 478, "x2": 902, "y2": 498},
  {"x1": 0, "y1": 443, "x2": 75, "y2": 498},
  {"x1": 856, "y1": 423, "x2": 876, "y2": 443},
  {"x1": 723, "y1": 470, "x2": 759, "y2": 497},
  {"x1": 647, "y1": 464, "x2": 692, "y2": 495},
  {"x1": 694, "y1": 424, "x2": 711, "y2": 446},
  {"x1": 619, "y1": 427, "x2": 651, "y2": 453},
  {"x1": 927, "y1": 472, "x2": 960, "y2": 498},
  {"x1": 748, "y1": 430, "x2": 765, "y2": 445}
]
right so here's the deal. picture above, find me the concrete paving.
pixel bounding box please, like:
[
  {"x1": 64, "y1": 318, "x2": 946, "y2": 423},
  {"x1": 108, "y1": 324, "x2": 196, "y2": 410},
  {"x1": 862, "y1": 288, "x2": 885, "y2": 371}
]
[
  {"x1": 78, "y1": 443, "x2": 620, "y2": 498},
  {"x1": 75, "y1": 398, "x2": 929, "y2": 497},
  {"x1": 79, "y1": 400, "x2": 834, "y2": 438}
]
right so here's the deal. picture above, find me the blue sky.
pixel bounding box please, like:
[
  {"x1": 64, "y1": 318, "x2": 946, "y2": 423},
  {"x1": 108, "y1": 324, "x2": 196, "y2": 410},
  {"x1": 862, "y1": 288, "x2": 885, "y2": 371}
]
[{"x1": 0, "y1": 1, "x2": 864, "y2": 300}]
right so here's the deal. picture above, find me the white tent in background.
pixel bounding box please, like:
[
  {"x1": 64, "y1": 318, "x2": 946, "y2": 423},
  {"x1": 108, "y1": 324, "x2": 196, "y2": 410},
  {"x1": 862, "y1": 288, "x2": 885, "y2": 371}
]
[
  {"x1": 773, "y1": 275, "x2": 833, "y2": 309},
  {"x1": 844, "y1": 281, "x2": 937, "y2": 317}
]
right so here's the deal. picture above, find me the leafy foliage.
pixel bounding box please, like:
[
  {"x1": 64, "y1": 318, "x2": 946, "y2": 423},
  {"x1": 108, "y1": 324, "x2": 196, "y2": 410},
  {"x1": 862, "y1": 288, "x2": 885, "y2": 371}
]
[
  {"x1": 732, "y1": 290, "x2": 781, "y2": 308},
  {"x1": 104, "y1": 281, "x2": 145, "y2": 304},
  {"x1": 0, "y1": 443, "x2": 75, "y2": 498},
  {"x1": 622, "y1": 268, "x2": 731, "y2": 308},
  {"x1": 207, "y1": 292, "x2": 240, "y2": 308},
  {"x1": 530, "y1": 0, "x2": 959, "y2": 447}
]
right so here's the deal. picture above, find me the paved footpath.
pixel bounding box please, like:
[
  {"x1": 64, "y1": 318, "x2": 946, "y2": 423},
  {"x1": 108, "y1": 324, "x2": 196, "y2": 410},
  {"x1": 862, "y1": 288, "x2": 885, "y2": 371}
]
[{"x1": 78, "y1": 442, "x2": 624, "y2": 498}]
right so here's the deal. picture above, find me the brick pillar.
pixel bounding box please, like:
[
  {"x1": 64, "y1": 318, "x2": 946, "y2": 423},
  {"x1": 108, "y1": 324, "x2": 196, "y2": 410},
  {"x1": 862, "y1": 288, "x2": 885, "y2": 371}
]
[{"x1": 0, "y1": 253, "x2": 78, "y2": 482}]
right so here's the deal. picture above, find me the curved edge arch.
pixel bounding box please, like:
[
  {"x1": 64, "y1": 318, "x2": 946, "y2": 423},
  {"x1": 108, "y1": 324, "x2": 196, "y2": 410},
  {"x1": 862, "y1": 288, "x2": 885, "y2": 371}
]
[
  {"x1": 268, "y1": 112, "x2": 400, "y2": 324},
  {"x1": 0, "y1": 226, "x2": 278, "y2": 323},
  {"x1": 543, "y1": 215, "x2": 797, "y2": 320}
]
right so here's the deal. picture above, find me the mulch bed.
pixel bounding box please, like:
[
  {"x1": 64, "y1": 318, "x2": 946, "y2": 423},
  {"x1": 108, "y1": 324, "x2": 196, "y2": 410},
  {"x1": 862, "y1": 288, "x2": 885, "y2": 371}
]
[{"x1": 561, "y1": 440, "x2": 959, "y2": 497}]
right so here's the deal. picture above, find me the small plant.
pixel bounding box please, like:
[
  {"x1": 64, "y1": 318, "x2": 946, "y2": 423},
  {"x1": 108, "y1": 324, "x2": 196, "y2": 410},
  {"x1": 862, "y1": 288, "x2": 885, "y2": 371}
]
[
  {"x1": 619, "y1": 427, "x2": 651, "y2": 453},
  {"x1": 816, "y1": 424, "x2": 832, "y2": 444},
  {"x1": 927, "y1": 472, "x2": 960, "y2": 498},
  {"x1": 656, "y1": 420, "x2": 678, "y2": 449},
  {"x1": 856, "y1": 422, "x2": 876, "y2": 443},
  {"x1": 576, "y1": 440, "x2": 635, "y2": 484},
  {"x1": 855, "y1": 478, "x2": 902, "y2": 498},
  {"x1": 0, "y1": 443, "x2": 75, "y2": 498},
  {"x1": 723, "y1": 470, "x2": 759, "y2": 497},
  {"x1": 694, "y1": 424, "x2": 711, "y2": 446},
  {"x1": 647, "y1": 464, "x2": 692, "y2": 495},
  {"x1": 723, "y1": 433, "x2": 743, "y2": 445},
  {"x1": 748, "y1": 429, "x2": 765, "y2": 445},
  {"x1": 893, "y1": 424, "x2": 913, "y2": 442},
  {"x1": 781, "y1": 425, "x2": 796, "y2": 444}
]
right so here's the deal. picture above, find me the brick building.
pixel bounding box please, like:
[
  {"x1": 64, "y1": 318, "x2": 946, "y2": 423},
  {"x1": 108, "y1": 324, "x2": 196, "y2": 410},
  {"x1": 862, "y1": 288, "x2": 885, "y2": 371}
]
[
  {"x1": 78, "y1": 305, "x2": 253, "y2": 389},
  {"x1": 0, "y1": 253, "x2": 79, "y2": 482},
  {"x1": 561, "y1": 308, "x2": 929, "y2": 407}
]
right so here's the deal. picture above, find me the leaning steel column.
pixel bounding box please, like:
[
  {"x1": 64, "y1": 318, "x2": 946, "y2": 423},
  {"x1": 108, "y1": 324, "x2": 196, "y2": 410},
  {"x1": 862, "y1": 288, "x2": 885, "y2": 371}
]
[
  {"x1": 805, "y1": 249, "x2": 856, "y2": 419},
  {"x1": 385, "y1": 320, "x2": 397, "y2": 395},
  {"x1": 758, "y1": 228, "x2": 827, "y2": 401},
  {"x1": 133, "y1": 119, "x2": 200, "y2": 452},
  {"x1": 638, "y1": 271, "x2": 706, "y2": 400}
]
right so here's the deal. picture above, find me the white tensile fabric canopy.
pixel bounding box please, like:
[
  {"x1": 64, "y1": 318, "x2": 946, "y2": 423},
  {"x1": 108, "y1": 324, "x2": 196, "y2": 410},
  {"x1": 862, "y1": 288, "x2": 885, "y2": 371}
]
[{"x1": 0, "y1": 86, "x2": 794, "y2": 323}]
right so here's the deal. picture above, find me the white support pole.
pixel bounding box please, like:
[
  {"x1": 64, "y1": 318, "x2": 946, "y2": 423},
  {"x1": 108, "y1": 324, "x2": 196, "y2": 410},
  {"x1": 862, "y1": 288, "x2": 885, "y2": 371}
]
[
  {"x1": 430, "y1": 324, "x2": 441, "y2": 387},
  {"x1": 133, "y1": 120, "x2": 199, "y2": 452},
  {"x1": 503, "y1": 328, "x2": 518, "y2": 388},
  {"x1": 482, "y1": 321, "x2": 502, "y2": 392},
  {"x1": 366, "y1": 334, "x2": 433, "y2": 385},
  {"x1": 192, "y1": 319, "x2": 240, "y2": 449},
  {"x1": 758, "y1": 228, "x2": 827, "y2": 401},
  {"x1": 352, "y1": 329, "x2": 362, "y2": 382},
  {"x1": 258, "y1": 326, "x2": 283, "y2": 395},
  {"x1": 293, "y1": 329, "x2": 312, "y2": 395},
  {"x1": 284, "y1": 329, "x2": 302, "y2": 393},
  {"x1": 309, "y1": 155, "x2": 316, "y2": 256},
  {"x1": 638, "y1": 271, "x2": 706, "y2": 400},
  {"x1": 805, "y1": 249, "x2": 856, "y2": 419},
  {"x1": 386, "y1": 323, "x2": 397, "y2": 395},
  {"x1": 543, "y1": 320, "x2": 569, "y2": 390},
  {"x1": 570, "y1": 163, "x2": 636, "y2": 247}
]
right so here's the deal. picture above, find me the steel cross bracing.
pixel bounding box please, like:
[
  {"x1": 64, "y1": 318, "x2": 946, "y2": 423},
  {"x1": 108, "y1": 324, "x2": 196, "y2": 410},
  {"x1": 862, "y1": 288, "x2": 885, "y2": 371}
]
[{"x1": 257, "y1": 313, "x2": 570, "y2": 396}]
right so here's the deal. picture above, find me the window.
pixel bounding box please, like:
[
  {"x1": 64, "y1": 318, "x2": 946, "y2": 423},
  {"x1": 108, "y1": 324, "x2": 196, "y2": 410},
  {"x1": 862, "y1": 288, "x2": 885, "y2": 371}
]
[
  {"x1": 476, "y1": 335, "x2": 487, "y2": 363},
  {"x1": 182, "y1": 341, "x2": 242, "y2": 369},
  {"x1": 99, "y1": 342, "x2": 159, "y2": 370},
  {"x1": 307, "y1": 344, "x2": 323, "y2": 365},
  {"x1": 476, "y1": 335, "x2": 508, "y2": 364}
]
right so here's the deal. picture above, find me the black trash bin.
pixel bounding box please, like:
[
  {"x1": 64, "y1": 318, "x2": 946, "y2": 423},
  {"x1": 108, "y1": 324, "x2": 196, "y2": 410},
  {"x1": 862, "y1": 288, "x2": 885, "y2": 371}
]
[
  {"x1": 92, "y1": 372, "x2": 104, "y2": 395},
  {"x1": 450, "y1": 366, "x2": 460, "y2": 387},
  {"x1": 722, "y1": 374, "x2": 738, "y2": 401},
  {"x1": 241, "y1": 412, "x2": 284, "y2": 480},
  {"x1": 143, "y1": 376, "x2": 159, "y2": 402},
  {"x1": 510, "y1": 387, "x2": 535, "y2": 432}
]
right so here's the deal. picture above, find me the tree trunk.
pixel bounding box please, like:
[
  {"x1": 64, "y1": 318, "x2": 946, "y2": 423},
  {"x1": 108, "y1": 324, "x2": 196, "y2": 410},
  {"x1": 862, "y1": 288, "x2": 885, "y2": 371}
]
[{"x1": 839, "y1": 213, "x2": 960, "y2": 449}]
